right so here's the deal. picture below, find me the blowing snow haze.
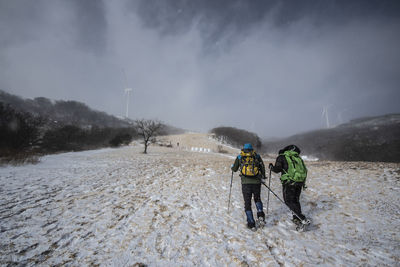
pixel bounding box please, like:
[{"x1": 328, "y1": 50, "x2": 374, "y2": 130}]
[{"x1": 1, "y1": 0, "x2": 399, "y2": 137}]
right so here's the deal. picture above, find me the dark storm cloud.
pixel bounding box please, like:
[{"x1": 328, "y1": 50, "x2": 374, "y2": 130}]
[
  {"x1": 130, "y1": 0, "x2": 400, "y2": 135},
  {"x1": 134, "y1": 0, "x2": 400, "y2": 45},
  {"x1": 1, "y1": 0, "x2": 399, "y2": 137}
]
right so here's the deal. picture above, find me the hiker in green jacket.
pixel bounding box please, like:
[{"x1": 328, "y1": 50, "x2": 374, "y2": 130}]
[
  {"x1": 231, "y1": 143, "x2": 266, "y2": 230},
  {"x1": 269, "y1": 144, "x2": 309, "y2": 225}
]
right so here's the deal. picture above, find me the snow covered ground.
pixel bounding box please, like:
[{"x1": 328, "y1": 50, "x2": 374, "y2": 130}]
[{"x1": 0, "y1": 134, "x2": 399, "y2": 266}]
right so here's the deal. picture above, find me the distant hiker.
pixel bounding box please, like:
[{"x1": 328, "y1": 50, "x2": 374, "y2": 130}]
[
  {"x1": 231, "y1": 143, "x2": 266, "y2": 230},
  {"x1": 269, "y1": 144, "x2": 309, "y2": 226}
]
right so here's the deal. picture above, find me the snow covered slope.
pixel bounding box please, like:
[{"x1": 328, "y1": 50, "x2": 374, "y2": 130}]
[
  {"x1": 262, "y1": 114, "x2": 400, "y2": 162},
  {"x1": 0, "y1": 134, "x2": 399, "y2": 266}
]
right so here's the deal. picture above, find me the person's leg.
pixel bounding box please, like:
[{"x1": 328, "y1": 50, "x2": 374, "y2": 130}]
[
  {"x1": 283, "y1": 183, "x2": 305, "y2": 221},
  {"x1": 293, "y1": 183, "x2": 306, "y2": 220},
  {"x1": 282, "y1": 183, "x2": 288, "y2": 203},
  {"x1": 253, "y1": 184, "x2": 265, "y2": 220},
  {"x1": 242, "y1": 184, "x2": 255, "y2": 228}
]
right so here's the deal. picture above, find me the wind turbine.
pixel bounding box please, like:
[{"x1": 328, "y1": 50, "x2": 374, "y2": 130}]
[
  {"x1": 122, "y1": 69, "x2": 133, "y2": 119},
  {"x1": 125, "y1": 88, "x2": 132, "y2": 118},
  {"x1": 322, "y1": 105, "x2": 331, "y2": 128}
]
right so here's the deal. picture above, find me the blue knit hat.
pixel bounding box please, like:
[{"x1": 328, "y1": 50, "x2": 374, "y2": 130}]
[{"x1": 243, "y1": 143, "x2": 253, "y2": 150}]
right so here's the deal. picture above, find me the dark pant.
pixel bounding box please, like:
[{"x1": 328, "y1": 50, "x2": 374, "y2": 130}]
[
  {"x1": 282, "y1": 183, "x2": 305, "y2": 220},
  {"x1": 241, "y1": 184, "x2": 262, "y2": 211}
]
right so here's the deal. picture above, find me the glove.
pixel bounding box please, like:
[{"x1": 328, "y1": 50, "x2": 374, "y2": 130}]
[{"x1": 268, "y1": 163, "x2": 274, "y2": 170}]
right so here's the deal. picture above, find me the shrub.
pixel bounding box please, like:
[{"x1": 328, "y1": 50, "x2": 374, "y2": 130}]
[
  {"x1": 41, "y1": 125, "x2": 137, "y2": 151},
  {"x1": 41, "y1": 125, "x2": 85, "y2": 152},
  {"x1": 109, "y1": 133, "x2": 133, "y2": 147},
  {"x1": 217, "y1": 145, "x2": 228, "y2": 153},
  {"x1": 0, "y1": 103, "x2": 43, "y2": 157}
]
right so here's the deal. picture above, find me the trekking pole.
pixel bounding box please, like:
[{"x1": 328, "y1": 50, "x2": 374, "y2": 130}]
[
  {"x1": 266, "y1": 169, "x2": 271, "y2": 214},
  {"x1": 261, "y1": 181, "x2": 303, "y2": 221},
  {"x1": 227, "y1": 171, "x2": 234, "y2": 213}
]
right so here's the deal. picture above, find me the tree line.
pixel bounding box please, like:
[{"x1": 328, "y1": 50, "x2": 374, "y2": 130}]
[
  {"x1": 0, "y1": 103, "x2": 139, "y2": 163},
  {"x1": 0, "y1": 102, "x2": 172, "y2": 164},
  {"x1": 0, "y1": 90, "x2": 131, "y2": 128}
]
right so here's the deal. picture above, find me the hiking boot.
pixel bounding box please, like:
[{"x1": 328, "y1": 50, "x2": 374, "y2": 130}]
[
  {"x1": 257, "y1": 211, "x2": 265, "y2": 222},
  {"x1": 245, "y1": 210, "x2": 256, "y2": 231},
  {"x1": 256, "y1": 211, "x2": 266, "y2": 228},
  {"x1": 247, "y1": 221, "x2": 256, "y2": 230},
  {"x1": 292, "y1": 217, "x2": 301, "y2": 226}
]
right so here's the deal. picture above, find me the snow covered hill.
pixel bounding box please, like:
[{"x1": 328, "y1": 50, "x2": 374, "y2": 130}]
[
  {"x1": 262, "y1": 114, "x2": 400, "y2": 162},
  {"x1": 0, "y1": 133, "x2": 399, "y2": 266}
]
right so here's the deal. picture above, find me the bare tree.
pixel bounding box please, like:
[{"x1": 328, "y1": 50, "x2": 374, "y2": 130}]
[{"x1": 135, "y1": 119, "x2": 163, "y2": 153}]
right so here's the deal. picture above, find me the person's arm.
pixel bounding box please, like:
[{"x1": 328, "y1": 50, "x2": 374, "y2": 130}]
[
  {"x1": 301, "y1": 158, "x2": 308, "y2": 189},
  {"x1": 258, "y1": 155, "x2": 266, "y2": 178},
  {"x1": 231, "y1": 156, "x2": 240, "y2": 172},
  {"x1": 269, "y1": 155, "x2": 286, "y2": 173}
]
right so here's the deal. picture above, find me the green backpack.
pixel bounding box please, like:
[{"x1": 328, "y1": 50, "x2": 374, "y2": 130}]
[{"x1": 280, "y1": 150, "x2": 307, "y2": 184}]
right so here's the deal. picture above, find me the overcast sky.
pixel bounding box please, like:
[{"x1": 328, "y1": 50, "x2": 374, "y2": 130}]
[{"x1": 1, "y1": 0, "x2": 399, "y2": 137}]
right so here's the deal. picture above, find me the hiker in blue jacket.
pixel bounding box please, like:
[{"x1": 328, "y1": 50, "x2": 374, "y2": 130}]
[{"x1": 231, "y1": 143, "x2": 266, "y2": 230}]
